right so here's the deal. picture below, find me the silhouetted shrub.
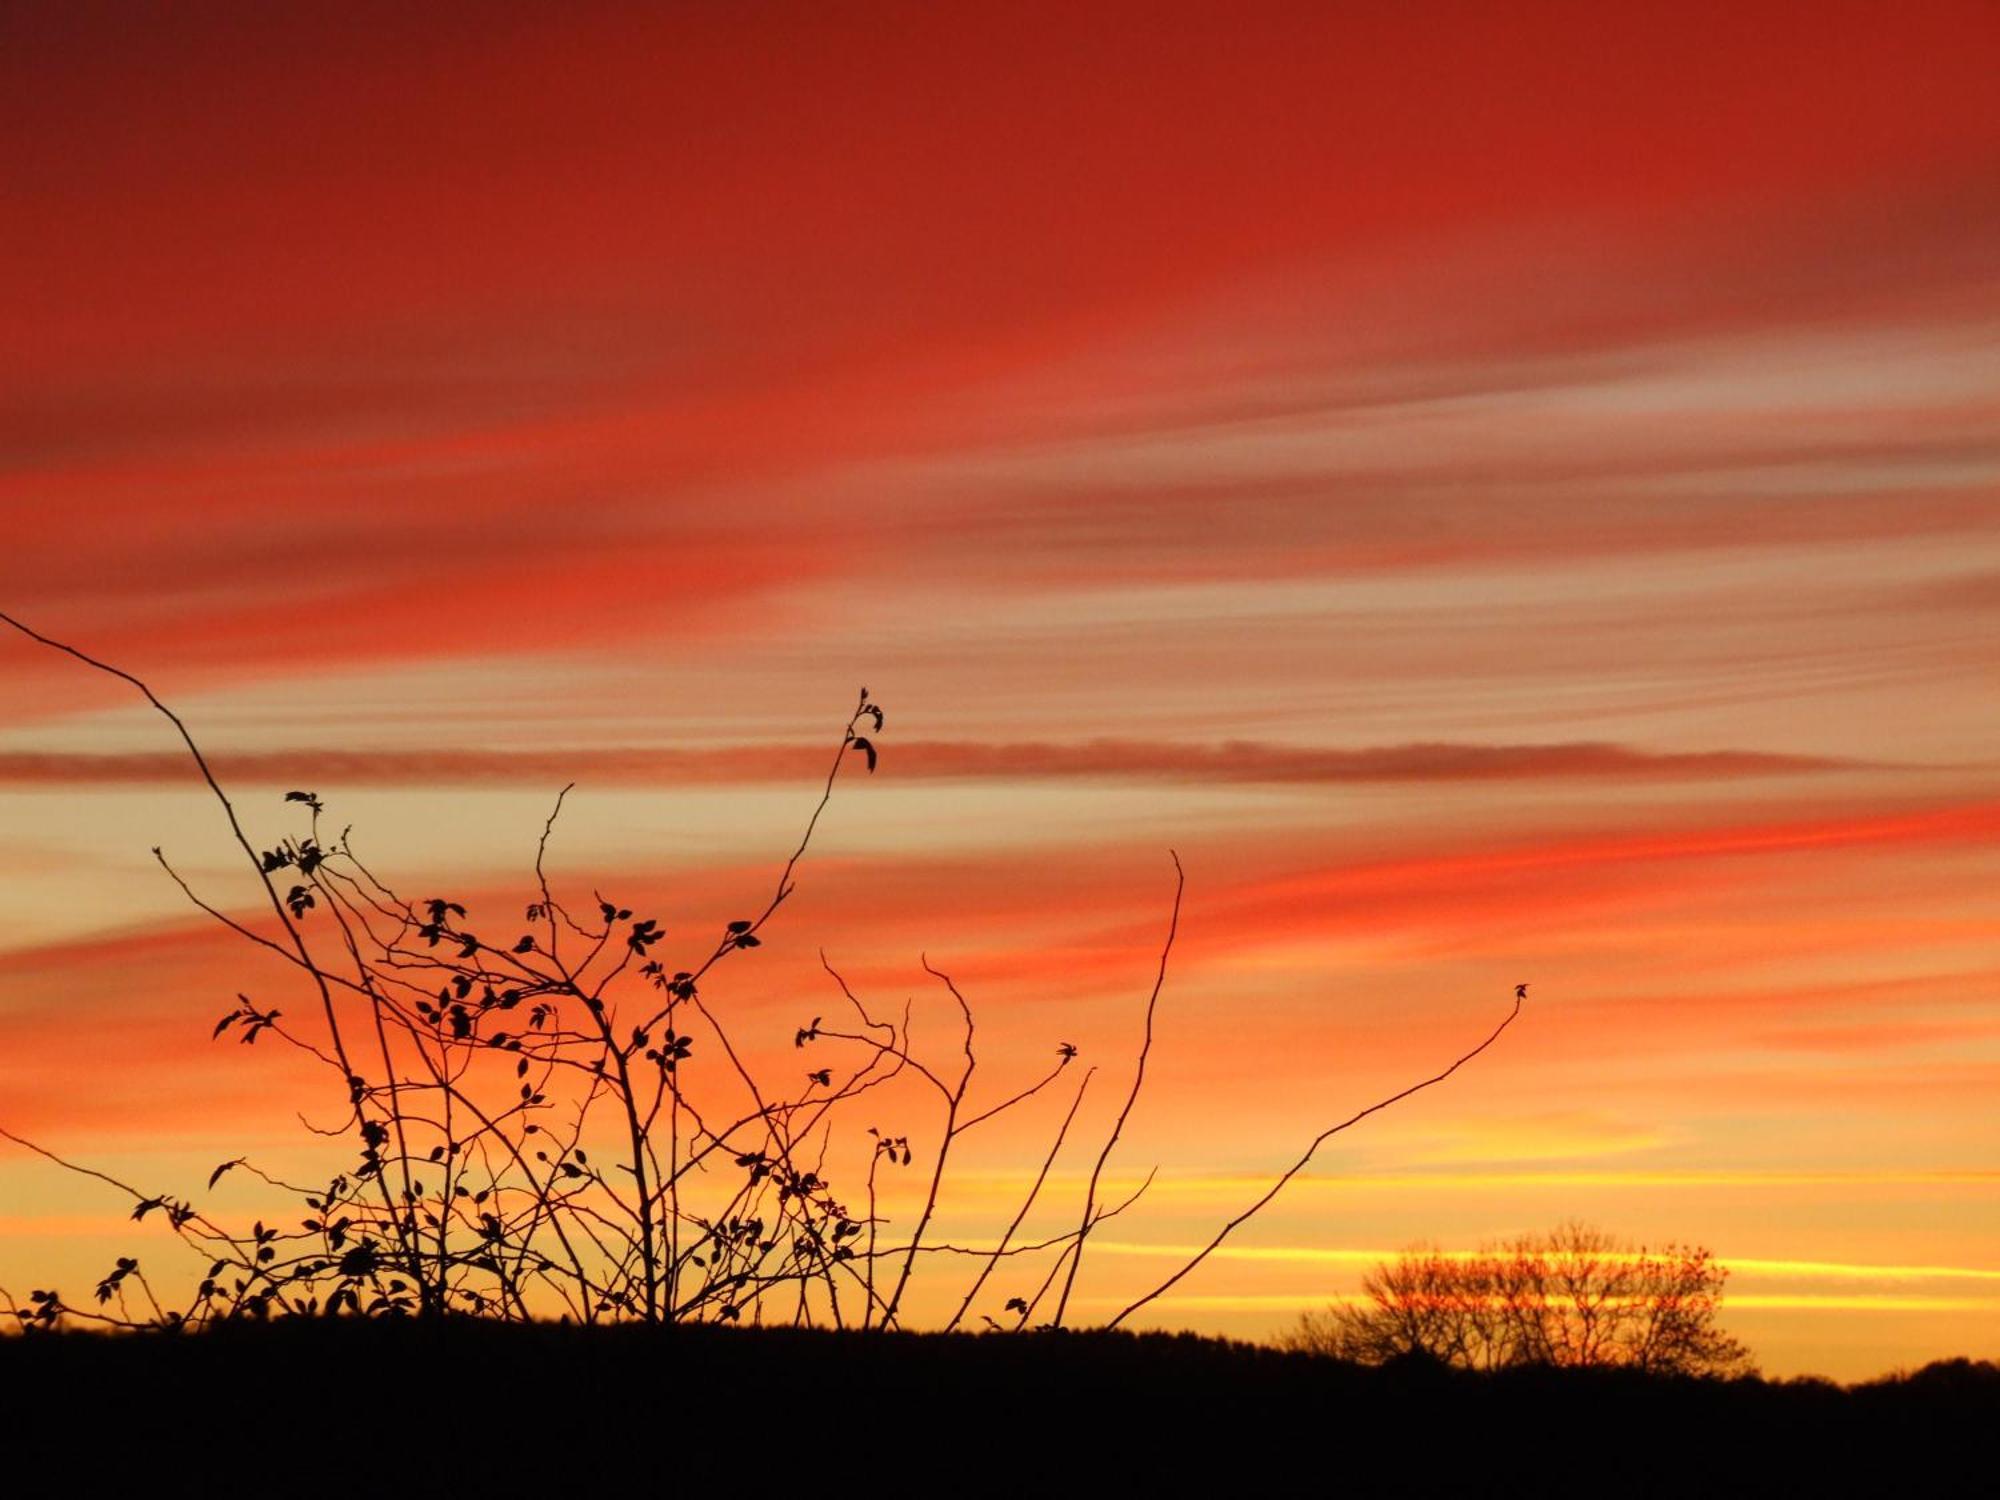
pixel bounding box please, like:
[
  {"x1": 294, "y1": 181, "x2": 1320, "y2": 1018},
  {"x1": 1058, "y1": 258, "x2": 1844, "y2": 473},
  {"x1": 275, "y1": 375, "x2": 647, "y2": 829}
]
[{"x1": 1, "y1": 611, "x2": 1521, "y2": 1335}]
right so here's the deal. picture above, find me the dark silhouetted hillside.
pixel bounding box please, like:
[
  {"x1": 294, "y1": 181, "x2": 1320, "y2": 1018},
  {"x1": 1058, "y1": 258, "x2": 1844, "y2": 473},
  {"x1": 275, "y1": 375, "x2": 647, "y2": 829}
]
[{"x1": 6, "y1": 1325, "x2": 1991, "y2": 1495}]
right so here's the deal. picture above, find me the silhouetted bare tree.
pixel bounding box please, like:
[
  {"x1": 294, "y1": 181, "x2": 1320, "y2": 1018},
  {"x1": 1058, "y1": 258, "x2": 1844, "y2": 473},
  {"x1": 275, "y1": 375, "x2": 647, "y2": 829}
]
[{"x1": 1283, "y1": 1220, "x2": 1754, "y2": 1376}]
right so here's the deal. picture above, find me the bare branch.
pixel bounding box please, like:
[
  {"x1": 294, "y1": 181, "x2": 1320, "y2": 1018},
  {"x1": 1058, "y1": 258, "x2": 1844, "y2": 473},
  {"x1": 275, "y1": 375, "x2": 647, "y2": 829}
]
[
  {"x1": 1104, "y1": 989, "x2": 1525, "y2": 1329},
  {"x1": 1053, "y1": 851, "x2": 1183, "y2": 1327}
]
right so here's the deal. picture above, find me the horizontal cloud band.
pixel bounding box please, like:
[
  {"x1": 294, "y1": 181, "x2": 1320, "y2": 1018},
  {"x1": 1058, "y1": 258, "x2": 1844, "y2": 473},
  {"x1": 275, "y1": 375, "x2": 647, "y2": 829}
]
[{"x1": 0, "y1": 739, "x2": 1869, "y2": 788}]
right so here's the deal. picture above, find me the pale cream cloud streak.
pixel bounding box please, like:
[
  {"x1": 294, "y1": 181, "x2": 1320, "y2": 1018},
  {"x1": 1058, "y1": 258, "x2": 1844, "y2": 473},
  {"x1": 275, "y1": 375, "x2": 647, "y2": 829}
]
[
  {"x1": 1072, "y1": 1240, "x2": 2000, "y2": 1286},
  {"x1": 1076, "y1": 1293, "x2": 2000, "y2": 1315}
]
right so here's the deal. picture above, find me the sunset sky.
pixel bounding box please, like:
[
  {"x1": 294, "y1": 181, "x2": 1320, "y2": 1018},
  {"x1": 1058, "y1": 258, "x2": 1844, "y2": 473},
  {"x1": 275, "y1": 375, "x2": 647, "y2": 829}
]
[{"x1": 2, "y1": 2, "x2": 1997, "y2": 1377}]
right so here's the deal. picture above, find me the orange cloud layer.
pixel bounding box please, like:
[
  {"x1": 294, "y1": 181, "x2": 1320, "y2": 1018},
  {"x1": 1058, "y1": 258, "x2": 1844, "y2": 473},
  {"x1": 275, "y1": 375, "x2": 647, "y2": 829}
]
[{"x1": 4, "y1": 790, "x2": 1991, "y2": 1137}]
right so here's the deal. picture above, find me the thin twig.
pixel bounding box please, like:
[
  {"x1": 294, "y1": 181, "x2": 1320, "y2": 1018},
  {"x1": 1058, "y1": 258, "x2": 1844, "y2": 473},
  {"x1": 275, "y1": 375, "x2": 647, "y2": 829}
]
[
  {"x1": 1052, "y1": 851, "x2": 1183, "y2": 1327},
  {"x1": 1103, "y1": 990, "x2": 1525, "y2": 1329}
]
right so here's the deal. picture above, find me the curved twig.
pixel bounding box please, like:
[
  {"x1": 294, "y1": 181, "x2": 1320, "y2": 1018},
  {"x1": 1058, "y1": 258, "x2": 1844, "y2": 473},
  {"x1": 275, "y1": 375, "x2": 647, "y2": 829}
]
[
  {"x1": 1103, "y1": 989, "x2": 1525, "y2": 1329},
  {"x1": 1052, "y1": 851, "x2": 1182, "y2": 1327}
]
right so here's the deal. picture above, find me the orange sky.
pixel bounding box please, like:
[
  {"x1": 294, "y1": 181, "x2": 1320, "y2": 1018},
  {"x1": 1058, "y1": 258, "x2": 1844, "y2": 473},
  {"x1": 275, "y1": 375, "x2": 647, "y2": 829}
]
[{"x1": 2, "y1": 1, "x2": 1997, "y2": 1377}]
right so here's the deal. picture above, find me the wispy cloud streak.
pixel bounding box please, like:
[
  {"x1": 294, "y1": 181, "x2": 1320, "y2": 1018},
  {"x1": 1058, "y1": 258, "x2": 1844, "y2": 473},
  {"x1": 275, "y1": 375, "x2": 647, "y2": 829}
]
[{"x1": 0, "y1": 739, "x2": 1876, "y2": 787}]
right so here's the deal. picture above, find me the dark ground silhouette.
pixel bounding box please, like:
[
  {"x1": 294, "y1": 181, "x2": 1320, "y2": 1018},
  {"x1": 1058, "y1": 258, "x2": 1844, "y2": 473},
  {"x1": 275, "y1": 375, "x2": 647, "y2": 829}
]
[{"x1": 5, "y1": 1324, "x2": 1991, "y2": 1494}]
